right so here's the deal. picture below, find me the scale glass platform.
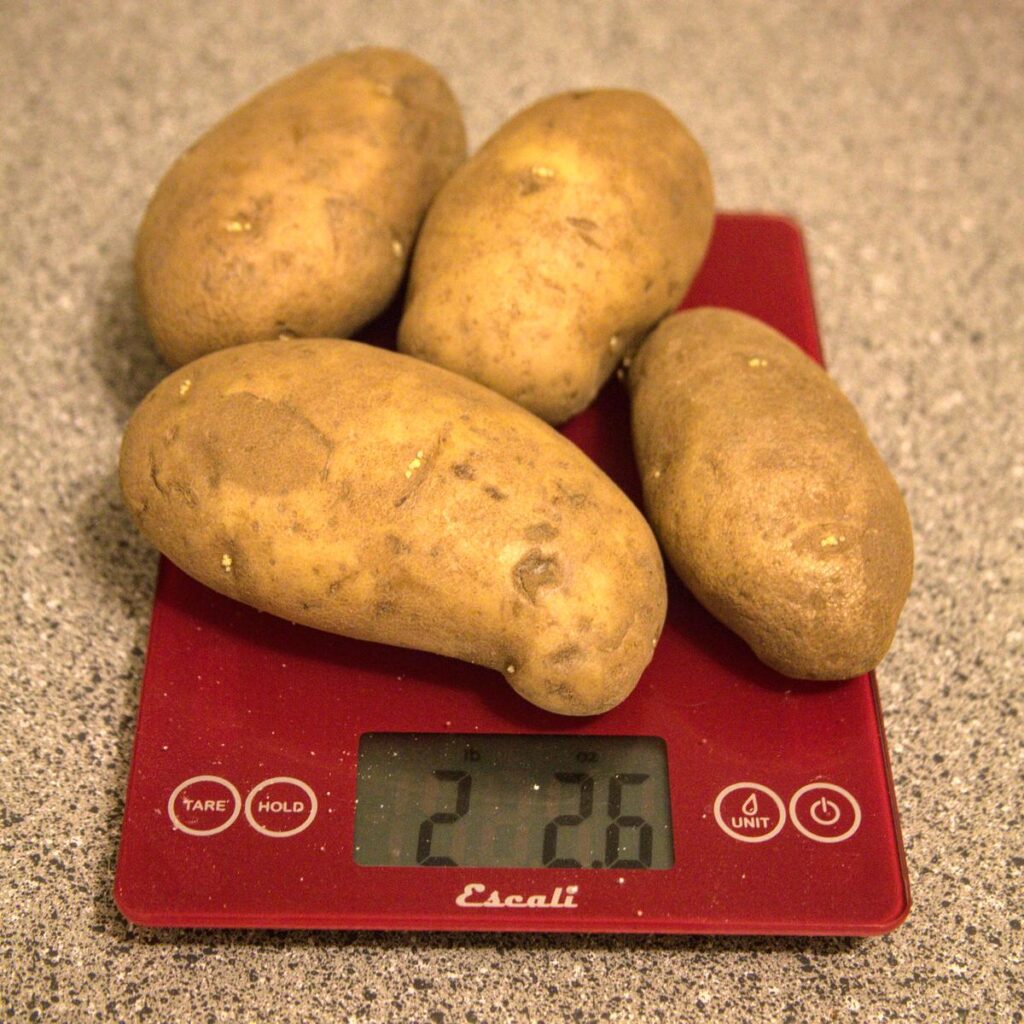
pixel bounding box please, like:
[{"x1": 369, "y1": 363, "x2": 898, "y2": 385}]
[{"x1": 115, "y1": 213, "x2": 910, "y2": 935}]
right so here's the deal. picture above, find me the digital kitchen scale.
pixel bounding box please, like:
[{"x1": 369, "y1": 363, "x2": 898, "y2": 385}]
[{"x1": 114, "y1": 213, "x2": 910, "y2": 935}]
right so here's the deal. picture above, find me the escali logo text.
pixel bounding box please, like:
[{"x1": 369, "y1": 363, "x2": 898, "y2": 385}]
[{"x1": 456, "y1": 883, "x2": 580, "y2": 909}]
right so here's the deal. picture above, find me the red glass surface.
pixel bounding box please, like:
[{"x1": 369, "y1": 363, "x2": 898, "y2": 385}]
[{"x1": 114, "y1": 213, "x2": 910, "y2": 934}]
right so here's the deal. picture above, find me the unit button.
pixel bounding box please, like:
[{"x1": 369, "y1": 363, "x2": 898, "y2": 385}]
[
  {"x1": 168, "y1": 775, "x2": 241, "y2": 836},
  {"x1": 713, "y1": 782, "x2": 786, "y2": 843},
  {"x1": 244, "y1": 777, "x2": 318, "y2": 837},
  {"x1": 790, "y1": 783, "x2": 861, "y2": 843}
]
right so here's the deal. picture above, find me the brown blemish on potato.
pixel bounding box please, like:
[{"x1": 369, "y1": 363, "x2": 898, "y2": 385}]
[
  {"x1": 198, "y1": 392, "x2": 332, "y2": 494},
  {"x1": 391, "y1": 71, "x2": 432, "y2": 112},
  {"x1": 525, "y1": 522, "x2": 559, "y2": 542},
  {"x1": 566, "y1": 216, "x2": 603, "y2": 250},
  {"x1": 375, "y1": 600, "x2": 397, "y2": 616},
  {"x1": 288, "y1": 517, "x2": 310, "y2": 537},
  {"x1": 536, "y1": 272, "x2": 567, "y2": 294},
  {"x1": 452, "y1": 462, "x2": 475, "y2": 480},
  {"x1": 513, "y1": 549, "x2": 562, "y2": 604},
  {"x1": 548, "y1": 644, "x2": 581, "y2": 665},
  {"x1": 385, "y1": 534, "x2": 407, "y2": 555},
  {"x1": 148, "y1": 459, "x2": 167, "y2": 497},
  {"x1": 326, "y1": 567, "x2": 360, "y2": 596},
  {"x1": 171, "y1": 482, "x2": 199, "y2": 507},
  {"x1": 484, "y1": 485, "x2": 507, "y2": 502},
  {"x1": 554, "y1": 483, "x2": 587, "y2": 509},
  {"x1": 546, "y1": 680, "x2": 584, "y2": 712},
  {"x1": 326, "y1": 480, "x2": 354, "y2": 508},
  {"x1": 205, "y1": 463, "x2": 229, "y2": 494}
]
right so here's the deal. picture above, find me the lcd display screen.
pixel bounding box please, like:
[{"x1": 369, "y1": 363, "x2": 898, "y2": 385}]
[{"x1": 353, "y1": 734, "x2": 673, "y2": 869}]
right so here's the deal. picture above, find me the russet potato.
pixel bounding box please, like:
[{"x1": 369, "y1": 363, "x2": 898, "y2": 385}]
[
  {"x1": 629, "y1": 308, "x2": 913, "y2": 680},
  {"x1": 136, "y1": 48, "x2": 466, "y2": 367},
  {"x1": 398, "y1": 89, "x2": 714, "y2": 424},
  {"x1": 119, "y1": 339, "x2": 667, "y2": 715}
]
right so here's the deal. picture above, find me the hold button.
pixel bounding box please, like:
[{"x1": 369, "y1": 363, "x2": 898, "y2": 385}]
[{"x1": 244, "y1": 777, "x2": 318, "y2": 837}]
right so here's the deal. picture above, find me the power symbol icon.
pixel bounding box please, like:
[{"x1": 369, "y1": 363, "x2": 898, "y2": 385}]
[
  {"x1": 809, "y1": 796, "x2": 841, "y2": 826},
  {"x1": 790, "y1": 784, "x2": 862, "y2": 843}
]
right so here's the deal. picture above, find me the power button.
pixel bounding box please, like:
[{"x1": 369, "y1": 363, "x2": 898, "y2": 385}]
[{"x1": 789, "y1": 783, "x2": 861, "y2": 843}]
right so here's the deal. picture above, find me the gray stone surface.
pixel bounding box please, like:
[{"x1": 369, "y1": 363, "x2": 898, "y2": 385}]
[{"x1": 2, "y1": 0, "x2": 1021, "y2": 1020}]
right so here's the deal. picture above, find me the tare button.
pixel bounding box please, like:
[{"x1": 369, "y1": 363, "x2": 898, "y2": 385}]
[
  {"x1": 713, "y1": 782, "x2": 786, "y2": 843},
  {"x1": 244, "y1": 777, "x2": 318, "y2": 837},
  {"x1": 789, "y1": 783, "x2": 861, "y2": 843},
  {"x1": 168, "y1": 775, "x2": 241, "y2": 836}
]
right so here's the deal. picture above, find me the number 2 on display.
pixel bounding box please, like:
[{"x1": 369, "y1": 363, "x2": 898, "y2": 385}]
[{"x1": 416, "y1": 770, "x2": 471, "y2": 866}]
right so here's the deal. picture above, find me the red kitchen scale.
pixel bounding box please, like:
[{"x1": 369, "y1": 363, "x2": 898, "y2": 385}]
[{"x1": 114, "y1": 213, "x2": 911, "y2": 935}]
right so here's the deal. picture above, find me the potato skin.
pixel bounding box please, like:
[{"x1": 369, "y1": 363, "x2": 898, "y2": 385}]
[
  {"x1": 398, "y1": 89, "x2": 714, "y2": 425},
  {"x1": 119, "y1": 339, "x2": 666, "y2": 715},
  {"x1": 629, "y1": 308, "x2": 913, "y2": 680},
  {"x1": 135, "y1": 48, "x2": 466, "y2": 367}
]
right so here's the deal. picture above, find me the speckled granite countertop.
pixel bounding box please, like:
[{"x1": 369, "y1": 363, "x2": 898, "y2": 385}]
[{"x1": 2, "y1": 1, "x2": 1021, "y2": 1020}]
